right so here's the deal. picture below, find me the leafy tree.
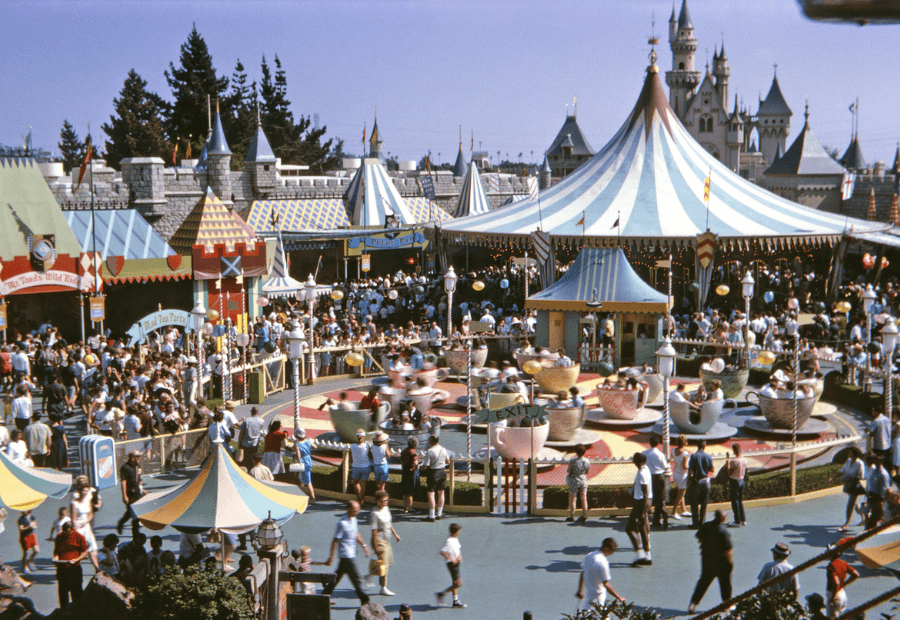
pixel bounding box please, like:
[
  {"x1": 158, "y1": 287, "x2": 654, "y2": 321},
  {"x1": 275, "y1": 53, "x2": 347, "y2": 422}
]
[
  {"x1": 102, "y1": 70, "x2": 170, "y2": 169},
  {"x1": 223, "y1": 59, "x2": 257, "y2": 167},
  {"x1": 58, "y1": 120, "x2": 83, "y2": 172},
  {"x1": 164, "y1": 25, "x2": 229, "y2": 147},
  {"x1": 132, "y1": 564, "x2": 254, "y2": 620}
]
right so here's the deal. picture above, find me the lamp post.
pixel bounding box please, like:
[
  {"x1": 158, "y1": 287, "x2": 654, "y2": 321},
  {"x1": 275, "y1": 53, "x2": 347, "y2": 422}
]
[
  {"x1": 191, "y1": 300, "x2": 206, "y2": 359},
  {"x1": 863, "y1": 284, "x2": 877, "y2": 391},
  {"x1": 741, "y1": 271, "x2": 755, "y2": 368},
  {"x1": 444, "y1": 266, "x2": 457, "y2": 344},
  {"x1": 883, "y1": 318, "x2": 899, "y2": 415},
  {"x1": 256, "y1": 512, "x2": 284, "y2": 620},
  {"x1": 287, "y1": 321, "x2": 304, "y2": 432},
  {"x1": 305, "y1": 275, "x2": 317, "y2": 385},
  {"x1": 656, "y1": 337, "x2": 676, "y2": 458}
]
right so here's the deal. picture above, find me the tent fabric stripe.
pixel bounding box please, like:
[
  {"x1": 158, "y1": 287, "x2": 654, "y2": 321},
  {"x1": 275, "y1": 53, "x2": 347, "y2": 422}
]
[
  {"x1": 527, "y1": 248, "x2": 669, "y2": 313},
  {"x1": 131, "y1": 445, "x2": 307, "y2": 534},
  {"x1": 0, "y1": 450, "x2": 73, "y2": 511},
  {"x1": 65, "y1": 209, "x2": 174, "y2": 260},
  {"x1": 262, "y1": 231, "x2": 304, "y2": 297},
  {"x1": 345, "y1": 159, "x2": 416, "y2": 227},
  {"x1": 453, "y1": 161, "x2": 491, "y2": 218},
  {"x1": 442, "y1": 68, "x2": 888, "y2": 242}
]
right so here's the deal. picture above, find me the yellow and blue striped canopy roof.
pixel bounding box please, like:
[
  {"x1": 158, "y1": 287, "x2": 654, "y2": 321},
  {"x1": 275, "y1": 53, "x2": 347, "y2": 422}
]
[
  {"x1": 245, "y1": 199, "x2": 350, "y2": 232},
  {"x1": 131, "y1": 445, "x2": 308, "y2": 534},
  {"x1": 0, "y1": 450, "x2": 72, "y2": 511}
]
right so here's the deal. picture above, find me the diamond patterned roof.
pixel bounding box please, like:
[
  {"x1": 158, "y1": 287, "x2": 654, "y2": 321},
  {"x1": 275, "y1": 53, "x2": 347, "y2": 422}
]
[{"x1": 169, "y1": 187, "x2": 256, "y2": 254}]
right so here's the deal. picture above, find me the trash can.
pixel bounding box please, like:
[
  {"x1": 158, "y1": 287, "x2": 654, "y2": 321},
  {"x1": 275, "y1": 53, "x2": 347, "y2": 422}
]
[{"x1": 249, "y1": 371, "x2": 266, "y2": 404}]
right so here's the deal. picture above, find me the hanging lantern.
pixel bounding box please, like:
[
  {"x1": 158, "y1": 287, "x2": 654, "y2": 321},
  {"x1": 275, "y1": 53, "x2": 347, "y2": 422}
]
[
  {"x1": 862, "y1": 253, "x2": 875, "y2": 269},
  {"x1": 201, "y1": 323, "x2": 214, "y2": 336},
  {"x1": 472, "y1": 281, "x2": 485, "y2": 291},
  {"x1": 236, "y1": 333, "x2": 250, "y2": 347},
  {"x1": 500, "y1": 278, "x2": 509, "y2": 290},
  {"x1": 331, "y1": 290, "x2": 344, "y2": 301},
  {"x1": 715, "y1": 284, "x2": 730, "y2": 296},
  {"x1": 763, "y1": 291, "x2": 775, "y2": 304},
  {"x1": 598, "y1": 361, "x2": 615, "y2": 377},
  {"x1": 883, "y1": 257, "x2": 890, "y2": 269},
  {"x1": 522, "y1": 360, "x2": 544, "y2": 375},
  {"x1": 345, "y1": 352, "x2": 364, "y2": 367},
  {"x1": 84, "y1": 354, "x2": 96, "y2": 366},
  {"x1": 413, "y1": 285, "x2": 425, "y2": 295},
  {"x1": 756, "y1": 350, "x2": 777, "y2": 365},
  {"x1": 836, "y1": 301, "x2": 852, "y2": 313},
  {"x1": 207, "y1": 308, "x2": 220, "y2": 321},
  {"x1": 256, "y1": 297, "x2": 270, "y2": 307},
  {"x1": 388, "y1": 289, "x2": 399, "y2": 300},
  {"x1": 256, "y1": 513, "x2": 284, "y2": 552},
  {"x1": 689, "y1": 282, "x2": 700, "y2": 292}
]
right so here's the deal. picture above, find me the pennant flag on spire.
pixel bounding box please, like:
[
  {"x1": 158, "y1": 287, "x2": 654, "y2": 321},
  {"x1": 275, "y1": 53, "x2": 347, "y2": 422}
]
[
  {"x1": 173, "y1": 142, "x2": 178, "y2": 165},
  {"x1": 703, "y1": 174, "x2": 711, "y2": 202},
  {"x1": 841, "y1": 172, "x2": 857, "y2": 200},
  {"x1": 362, "y1": 126, "x2": 366, "y2": 145},
  {"x1": 75, "y1": 135, "x2": 92, "y2": 192}
]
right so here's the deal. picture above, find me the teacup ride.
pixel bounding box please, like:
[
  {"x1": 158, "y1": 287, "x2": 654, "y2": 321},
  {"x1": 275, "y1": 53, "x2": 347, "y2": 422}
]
[
  {"x1": 534, "y1": 363, "x2": 581, "y2": 395},
  {"x1": 379, "y1": 417, "x2": 441, "y2": 448},
  {"x1": 407, "y1": 385, "x2": 450, "y2": 413},
  {"x1": 744, "y1": 391, "x2": 826, "y2": 434},
  {"x1": 465, "y1": 391, "x2": 527, "y2": 428},
  {"x1": 545, "y1": 406, "x2": 586, "y2": 442},
  {"x1": 700, "y1": 367, "x2": 750, "y2": 400},
  {"x1": 621, "y1": 367, "x2": 664, "y2": 404},
  {"x1": 669, "y1": 398, "x2": 737, "y2": 435},
  {"x1": 489, "y1": 419, "x2": 550, "y2": 460},
  {"x1": 586, "y1": 386, "x2": 661, "y2": 427},
  {"x1": 329, "y1": 402, "x2": 391, "y2": 443},
  {"x1": 446, "y1": 348, "x2": 488, "y2": 378},
  {"x1": 797, "y1": 377, "x2": 825, "y2": 404},
  {"x1": 515, "y1": 350, "x2": 559, "y2": 374},
  {"x1": 389, "y1": 366, "x2": 449, "y2": 389}
]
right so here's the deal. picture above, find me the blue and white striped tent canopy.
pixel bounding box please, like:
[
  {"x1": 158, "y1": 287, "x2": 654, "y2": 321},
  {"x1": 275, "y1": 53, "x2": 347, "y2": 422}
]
[
  {"x1": 453, "y1": 161, "x2": 491, "y2": 218},
  {"x1": 262, "y1": 231, "x2": 304, "y2": 298},
  {"x1": 442, "y1": 64, "x2": 889, "y2": 248},
  {"x1": 65, "y1": 209, "x2": 175, "y2": 259},
  {"x1": 527, "y1": 248, "x2": 670, "y2": 313},
  {"x1": 344, "y1": 158, "x2": 415, "y2": 227}
]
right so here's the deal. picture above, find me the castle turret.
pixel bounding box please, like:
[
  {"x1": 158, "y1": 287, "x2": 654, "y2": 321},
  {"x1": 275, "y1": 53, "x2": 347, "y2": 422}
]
[
  {"x1": 540, "y1": 154, "x2": 552, "y2": 189},
  {"x1": 668, "y1": 5, "x2": 677, "y2": 43},
  {"x1": 665, "y1": 0, "x2": 701, "y2": 117},
  {"x1": 726, "y1": 96, "x2": 743, "y2": 172},
  {"x1": 452, "y1": 143, "x2": 467, "y2": 177},
  {"x1": 206, "y1": 100, "x2": 233, "y2": 208},
  {"x1": 369, "y1": 114, "x2": 383, "y2": 161},
  {"x1": 121, "y1": 157, "x2": 166, "y2": 218},
  {"x1": 712, "y1": 43, "x2": 730, "y2": 104},
  {"x1": 839, "y1": 135, "x2": 867, "y2": 172},
  {"x1": 756, "y1": 72, "x2": 792, "y2": 167},
  {"x1": 244, "y1": 115, "x2": 277, "y2": 197}
]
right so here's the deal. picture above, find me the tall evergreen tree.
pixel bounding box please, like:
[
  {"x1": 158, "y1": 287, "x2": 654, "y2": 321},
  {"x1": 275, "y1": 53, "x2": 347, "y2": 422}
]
[
  {"x1": 164, "y1": 24, "x2": 228, "y2": 145},
  {"x1": 223, "y1": 59, "x2": 257, "y2": 166},
  {"x1": 102, "y1": 69, "x2": 170, "y2": 169},
  {"x1": 58, "y1": 120, "x2": 83, "y2": 173}
]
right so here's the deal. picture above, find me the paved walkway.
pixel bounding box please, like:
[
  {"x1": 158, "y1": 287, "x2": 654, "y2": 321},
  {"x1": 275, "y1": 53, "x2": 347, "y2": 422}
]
[{"x1": 3, "y1": 379, "x2": 896, "y2": 619}]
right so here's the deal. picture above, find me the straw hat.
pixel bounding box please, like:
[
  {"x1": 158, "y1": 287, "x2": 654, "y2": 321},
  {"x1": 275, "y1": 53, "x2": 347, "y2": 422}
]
[{"x1": 373, "y1": 431, "x2": 389, "y2": 444}]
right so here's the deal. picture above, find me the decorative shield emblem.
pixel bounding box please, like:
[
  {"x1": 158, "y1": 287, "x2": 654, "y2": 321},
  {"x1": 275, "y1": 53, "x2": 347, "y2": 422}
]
[
  {"x1": 30, "y1": 235, "x2": 56, "y2": 272},
  {"x1": 106, "y1": 255, "x2": 124, "y2": 277},
  {"x1": 696, "y1": 231, "x2": 717, "y2": 269},
  {"x1": 167, "y1": 254, "x2": 183, "y2": 271}
]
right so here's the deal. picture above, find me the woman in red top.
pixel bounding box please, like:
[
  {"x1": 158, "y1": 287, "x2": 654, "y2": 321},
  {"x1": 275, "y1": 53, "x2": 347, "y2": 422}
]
[
  {"x1": 260, "y1": 420, "x2": 290, "y2": 476},
  {"x1": 0, "y1": 345, "x2": 12, "y2": 394}
]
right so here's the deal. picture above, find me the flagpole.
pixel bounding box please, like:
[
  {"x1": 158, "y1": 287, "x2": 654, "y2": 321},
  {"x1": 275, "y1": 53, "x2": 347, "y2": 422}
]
[{"x1": 88, "y1": 126, "x2": 101, "y2": 337}]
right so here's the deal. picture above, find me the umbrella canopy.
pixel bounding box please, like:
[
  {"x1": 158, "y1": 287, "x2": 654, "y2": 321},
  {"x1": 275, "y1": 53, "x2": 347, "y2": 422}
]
[
  {"x1": 262, "y1": 230, "x2": 304, "y2": 298},
  {"x1": 857, "y1": 525, "x2": 900, "y2": 571},
  {"x1": 0, "y1": 450, "x2": 73, "y2": 511},
  {"x1": 131, "y1": 445, "x2": 308, "y2": 534}
]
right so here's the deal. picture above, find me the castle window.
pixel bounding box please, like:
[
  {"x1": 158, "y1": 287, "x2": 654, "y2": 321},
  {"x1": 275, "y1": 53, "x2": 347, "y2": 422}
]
[
  {"x1": 264, "y1": 165, "x2": 270, "y2": 171},
  {"x1": 699, "y1": 115, "x2": 713, "y2": 133},
  {"x1": 679, "y1": 62, "x2": 685, "y2": 70}
]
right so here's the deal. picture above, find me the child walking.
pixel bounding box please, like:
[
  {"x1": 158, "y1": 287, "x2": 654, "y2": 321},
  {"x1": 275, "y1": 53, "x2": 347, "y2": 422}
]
[
  {"x1": 48, "y1": 507, "x2": 70, "y2": 541},
  {"x1": 436, "y1": 523, "x2": 465, "y2": 608},
  {"x1": 18, "y1": 510, "x2": 39, "y2": 574}
]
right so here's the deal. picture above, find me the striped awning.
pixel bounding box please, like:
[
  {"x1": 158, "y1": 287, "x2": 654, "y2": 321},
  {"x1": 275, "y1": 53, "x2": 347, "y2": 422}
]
[
  {"x1": 527, "y1": 248, "x2": 670, "y2": 313},
  {"x1": 442, "y1": 65, "x2": 889, "y2": 248},
  {"x1": 262, "y1": 231, "x2": 304, "y2": 298},
  {"x1": 65, "y1": 209, "x2": 174, "y2": 259},
  {"x1": 131, "y1": 444, "x2": 307, "y2": 534},
  {"x1": 0, "y1": 450, "x2": 73, "y2": 511},
  {"x1": 453, "y1": 161, "x2": 491, "y2": 218},
  {"x1": 345, "y1": 158, "x2": 416, "y2": 227}
]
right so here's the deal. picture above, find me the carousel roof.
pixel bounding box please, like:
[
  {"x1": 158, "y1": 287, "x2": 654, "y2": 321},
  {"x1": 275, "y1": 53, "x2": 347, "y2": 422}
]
[
  {"x1": 453, "y1": 161, "x2": 491, "y2": 218},
  {"x1": 527, "y1": 247, "x2": 670, "y2": 313},
  {"x1": 441, "y1": 61, "x2": 888, "y2": 249}
]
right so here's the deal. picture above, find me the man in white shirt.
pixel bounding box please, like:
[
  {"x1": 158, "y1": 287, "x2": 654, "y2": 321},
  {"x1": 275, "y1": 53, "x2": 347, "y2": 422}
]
[
  {"x1": 576, "y1": 538, "x2": 625, "y2": 609},
  {"x1": 626, "y1": 452, "x2": 653, "y2": 566},
  {"x1": 642, "y1": 437, "x2": 670, "y2": 528}
]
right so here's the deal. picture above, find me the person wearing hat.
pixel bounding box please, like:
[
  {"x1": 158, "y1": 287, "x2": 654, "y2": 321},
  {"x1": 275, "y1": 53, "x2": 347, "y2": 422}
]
[
  {"x1": 825, "y1": 538, "x2": 859, "y2": 618},
  {"x1": 182, "y1": 357, "x2": 198, "y2": 408},
  {"x1": 805, "y1": 593, "x2": 828, "y2": 620},
  {"x1": 350, "y1": 429, "x2": 373, "y2": 505},
  {"x1": 757, "y1": 542, "x2": 799, "y2": 596},
  {"x1": 371, "y1": 431, "x2": 393, "y2": 495},
  {"x1": 117, "y1": 450, "x2": 145, "y2": 537}
]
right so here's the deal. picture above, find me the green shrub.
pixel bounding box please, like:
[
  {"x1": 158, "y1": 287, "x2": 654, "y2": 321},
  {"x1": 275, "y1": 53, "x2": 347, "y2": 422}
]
[{"x1": 133, "y1": 563, "x2": 253, "y2": 620}]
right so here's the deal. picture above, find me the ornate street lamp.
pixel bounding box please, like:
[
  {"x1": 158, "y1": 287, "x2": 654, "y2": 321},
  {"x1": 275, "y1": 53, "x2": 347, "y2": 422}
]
[
  {"x1": 444, "y1": 266, "x2": 457, "y2": 342},
  {"x1": 741, "y1": 272, "x2": 755, "y2": 368},
  {"x1": 287, "y1": 321, "x2": 305, "y2": 431},
  {"x1": 191, "y1": 300, "x2": 206, "y2": 358},
  {"x1": 883, "y1": 318, "x2": 899, "y2": 414},
  {"x1": 656, "y1": 337, "x2": 676, "y2": 458},
  {"x1": 863, "y1": 284, "x2": 877, "y2": 390},
  {"x1": 305, "y1": 275, "x2": 317, "y2": 385}
]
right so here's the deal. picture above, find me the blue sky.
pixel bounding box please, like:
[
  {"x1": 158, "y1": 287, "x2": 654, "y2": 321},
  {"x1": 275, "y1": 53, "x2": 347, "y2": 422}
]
[{"x1": 1, "y1": 0, "x2": 897, "y2": 166}]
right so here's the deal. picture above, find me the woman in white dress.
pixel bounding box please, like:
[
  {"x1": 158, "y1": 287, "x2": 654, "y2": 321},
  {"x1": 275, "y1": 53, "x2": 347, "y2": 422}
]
[
  {"x1": 672, "y1": 435, "x2": 692, "y2": 519},
  {"x1": 70, "y1": 477, "x2": 101, "y2": 571}
]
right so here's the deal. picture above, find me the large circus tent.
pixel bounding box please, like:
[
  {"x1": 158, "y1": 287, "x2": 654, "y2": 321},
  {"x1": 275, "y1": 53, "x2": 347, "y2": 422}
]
[{"x1": 439, "y1": 58, "x2": 889, "y2": 254}]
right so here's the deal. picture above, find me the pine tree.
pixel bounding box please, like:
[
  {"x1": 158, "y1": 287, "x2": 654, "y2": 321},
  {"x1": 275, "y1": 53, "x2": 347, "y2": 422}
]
[
  {"x1": 102, "y1": 69, "x2": 170, "y2": 169},
  {"x1": 164, "y1": 24, "x2": 229, "y2": 146},
  {"x1": 223, "y1": 59, "x2": 257, "y2": 166},
  {"x1": 58, "y1": 120, "x2": 83, "y2": 173}
]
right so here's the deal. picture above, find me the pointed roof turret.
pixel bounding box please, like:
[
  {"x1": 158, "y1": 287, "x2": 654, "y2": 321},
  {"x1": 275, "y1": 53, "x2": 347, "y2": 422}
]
[
  {"x1": 729, "y1": 96, "x2": 743, "y2": 124},
  {"x1": 764, "y1": 106, "x2": 846, "y2": 176},
  {"x1": 453, "y1": 161, "x2": 491, "y2": 218},
  {"x1": 839, "y1": 136, "x2": 867, "y2": 171},
  {"x1": 244, "y1": 110, "x2": 276, "y2": 163},
  {"x1": 677, "y1": 0, "x2": 694, "y2": 30},
  {"x1": 758, "y1": 74, "x2": 792, "y2": 116},
  {"x1": 207, "y1": 100, "x2": 231, "y2": 156},
  {"x1": 719, "y1": 42, "x2": 727, "y2": 60},
  {"x1": 561, "y1": 133, "x2": 575, "y2": 149},
  {"x1": 892, "y1": 143, "x2": 900, "y2": 174},
  {"x1": 547, "y1": 115, "x2": 594, "y2": 158},
  {"x1": 369, "y1": 116, "x2": 382, "y2": 146},
  {"x1": 343, "y1": 158, "x2": 415, "y2": 227},
  {"x1": 452, "y1": 144, "x2": 467, "y2": 177},
  {"x1": 195, "y1": 138, "x2": 209, "y2": 169},
  {"x1": 541, "y1": 155, "x2": 552, "y2": 173},
  {"x1": 169, "y1": 187, "x2": 255, "y2": 255}
]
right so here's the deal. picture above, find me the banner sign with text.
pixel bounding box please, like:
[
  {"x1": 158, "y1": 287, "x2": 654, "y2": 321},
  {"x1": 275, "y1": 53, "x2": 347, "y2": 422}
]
[
  {"x1": 0, "y1": 270, "x2": 81, "y2": 295},
  {"x1": 125, "y1": 309, "x2": 196, "y2": 347},
  {"x1": 346, "y1": 231, "x2": 428, "y2": 255}
]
